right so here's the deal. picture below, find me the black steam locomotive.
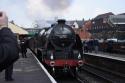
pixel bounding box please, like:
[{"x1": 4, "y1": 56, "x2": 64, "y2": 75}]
[{"x1": 29, "y1": 20, "x2": 85, "y2": 75}]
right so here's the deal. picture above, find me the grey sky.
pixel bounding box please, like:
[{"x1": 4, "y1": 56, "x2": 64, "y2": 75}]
[{"x1": 0, "y1": 0, "x2": 125, "y2": 28}]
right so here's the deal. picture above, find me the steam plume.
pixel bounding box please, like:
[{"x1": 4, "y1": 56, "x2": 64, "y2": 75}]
[
  {"x1": 43, "y1": 0, "x2": 73, "y2": 11},
  {"x1": 27, "y1": 0, "x2": 74, "y2": 27}
]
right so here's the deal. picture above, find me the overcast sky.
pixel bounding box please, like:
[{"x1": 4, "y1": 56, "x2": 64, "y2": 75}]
[{"x1": 0, "y1": 0, "x2": 125, "y2": 28}]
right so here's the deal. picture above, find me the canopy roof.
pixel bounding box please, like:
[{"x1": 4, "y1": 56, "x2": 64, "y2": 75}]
[{"x1": 8, "y1": 23, "x2": 28, "y2": 35}]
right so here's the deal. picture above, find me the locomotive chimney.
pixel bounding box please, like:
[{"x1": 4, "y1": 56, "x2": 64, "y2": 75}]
[{"x1": 57, "y1": 19, "x2": 66, "y2": 24}]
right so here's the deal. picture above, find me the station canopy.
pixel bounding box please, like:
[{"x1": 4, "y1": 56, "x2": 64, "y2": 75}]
[{"x1": 8, "y1": 23, "x2": 28, "y2": 35}]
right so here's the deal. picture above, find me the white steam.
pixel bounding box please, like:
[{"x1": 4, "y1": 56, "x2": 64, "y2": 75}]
[
  {"x1": 26, "y1": 0, "x2": 74, "y2": 27},
  {"x1": 43, "y1": 0, "x2": 73, "y2": 11}
]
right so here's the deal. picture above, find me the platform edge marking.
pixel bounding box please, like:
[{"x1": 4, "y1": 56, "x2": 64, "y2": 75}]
[{"x1": 30, "y1": 50, "x2": 57, "y2": 83}]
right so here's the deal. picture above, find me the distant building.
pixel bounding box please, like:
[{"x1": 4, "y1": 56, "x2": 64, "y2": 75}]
[
  {"x1": 71, "y1": 20, "x2": 92, "y2": 40},
  {"x1": 88, "y1": 12, "x2": 125, "y2": 40},
  {"x1": 66, "y1": 20, "x2": 84, "y2": 29},
  {"x1": 109, "y1": 14, "x2": 125, "y2": 39}
]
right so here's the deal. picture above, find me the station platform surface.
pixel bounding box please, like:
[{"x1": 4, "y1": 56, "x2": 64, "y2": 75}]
[
  {"x1": 84, "y1": 52, "x2": 125, "y2": 62},
  {"x1": 0, "y1": 49, "x2": 56, "y2": 83}
]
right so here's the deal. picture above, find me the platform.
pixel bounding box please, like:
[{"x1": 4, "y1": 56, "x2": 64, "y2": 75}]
[
  {"x1": 0, "y1": 49, "x2": 56, "y2": 83},
  {"x1": 84, "y1": 52, "x2": 125, "y2": 62}
]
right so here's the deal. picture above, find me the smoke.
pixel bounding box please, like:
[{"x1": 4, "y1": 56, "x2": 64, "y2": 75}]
[
  {"x1": 43, "y1": 0, "x2": 73, "y2": 11},
  {"x1": 26, "y1": 0, "x2": 74, "y2": 27}
]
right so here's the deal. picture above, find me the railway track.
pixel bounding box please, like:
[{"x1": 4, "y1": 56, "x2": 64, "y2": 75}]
[
  {"x1": 81, "y1": 63, "x2": 125, "y2": 83},
  {"x1": 53, "y1": 69, "x2": 87, "y2": 83},
  {"x1": 55, "y1": 71, "x2": 84, "y2": 83}
]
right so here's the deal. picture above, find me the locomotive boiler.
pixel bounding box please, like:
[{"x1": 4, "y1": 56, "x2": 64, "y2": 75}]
[{"x1": 29, "y1": 20, "x2": 85, "y2": 75}]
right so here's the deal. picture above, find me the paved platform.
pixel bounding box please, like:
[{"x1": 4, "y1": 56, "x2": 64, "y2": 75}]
[
  {"x1": 0, "y1": 49, "x2": 56, "y2": 83},
  {"x1": 84, "y1": 52, "x2": 125, "y2": 62}
]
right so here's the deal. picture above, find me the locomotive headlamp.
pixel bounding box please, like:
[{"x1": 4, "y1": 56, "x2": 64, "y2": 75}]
[
  {"x1": 50, "y1": 52, "x2": 55, "y2": 66},
  {"x1": 78, "y1": 53, "x2": 81, "y2": 59},
  {"x1": 78, "y1": 53, "x2": 83, "y2": 66},
  {"x1": 50, "y1": 52, "x2": 54, "y2": 60}
]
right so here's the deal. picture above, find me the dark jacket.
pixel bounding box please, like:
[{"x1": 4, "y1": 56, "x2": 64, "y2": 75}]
[
  {"x1": 20, "y1": 40, "x2": 27, "y2": 53},
  {"x1": 0, "y1": 27, "x2": 19, "y2": 72}
]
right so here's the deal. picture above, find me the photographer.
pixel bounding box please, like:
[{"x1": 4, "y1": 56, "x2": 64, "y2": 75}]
[{"x1": 0, "y1": 12, "x2": 19, "y2": 81}]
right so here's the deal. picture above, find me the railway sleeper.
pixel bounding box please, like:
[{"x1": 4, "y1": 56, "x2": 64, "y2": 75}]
[{"x1": 82, "y1": 63, "x2": 125, "y2": 83}]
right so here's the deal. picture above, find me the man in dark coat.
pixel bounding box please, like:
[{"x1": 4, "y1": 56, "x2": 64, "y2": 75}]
[
  {"x1": 20, "y1": 38, "x2": 28, "y2": 58},
  {"x1": 0, "y1": 12, "x2": 19, "y2": 81}
]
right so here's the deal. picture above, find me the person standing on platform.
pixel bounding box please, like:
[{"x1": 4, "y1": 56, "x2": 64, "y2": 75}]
[
  {"x1": 0, "y1": 12, "x2": 19, "y2": 81},
  {"x1": 93, "y1": 39, "x2": 99, "y2": 53},
  {"x1": 20, "y1": 38, "x2": 28, "y2": 58},
  {"x1": 83, "y1": 40, "x2": 88, "y2": 53}
]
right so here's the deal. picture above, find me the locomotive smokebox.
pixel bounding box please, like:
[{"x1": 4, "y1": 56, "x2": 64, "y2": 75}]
[{"x1": 57, "y1": 19, "x2": 66, "y2": 24}]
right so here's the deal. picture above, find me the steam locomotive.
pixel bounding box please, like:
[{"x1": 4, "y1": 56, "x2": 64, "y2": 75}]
[{"x1": 28, "y1": 20, "x2": 85, "y2": 75}]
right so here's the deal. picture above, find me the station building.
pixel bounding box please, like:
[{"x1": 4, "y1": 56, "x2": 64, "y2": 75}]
[
  {"x1": 88, "y1": 12, "x2": 125, "y2": 40},
  {"x1": 67, "y1": 20, "x2": 92, "y2": 41}
]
